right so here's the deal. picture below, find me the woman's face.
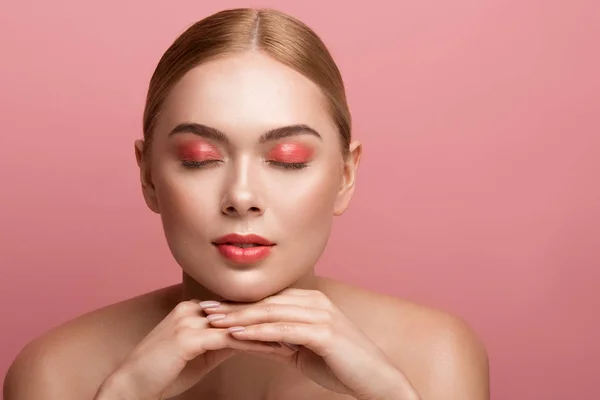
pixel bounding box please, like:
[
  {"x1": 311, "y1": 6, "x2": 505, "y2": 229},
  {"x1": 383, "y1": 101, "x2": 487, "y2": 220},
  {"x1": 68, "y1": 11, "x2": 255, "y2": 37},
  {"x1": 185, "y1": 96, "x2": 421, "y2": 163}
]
[{"x1": 136, "y1": 51, "x2": 361, "y2": 302}]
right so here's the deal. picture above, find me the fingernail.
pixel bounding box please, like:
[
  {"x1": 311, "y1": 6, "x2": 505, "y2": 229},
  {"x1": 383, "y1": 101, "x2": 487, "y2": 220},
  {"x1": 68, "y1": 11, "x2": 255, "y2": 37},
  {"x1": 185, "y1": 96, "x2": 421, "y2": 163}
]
[
  {"x1": 206, "y1": 314, "x2": 226, "y2": 322},
  {"x1": 228, "y1": 326, "x2": 246, "y2": 333},
  {"x1": 199, "y1": 300, "x2": 220, "y2": 309},
  {"x1": 282, "y1": 342, "x2": 300, "y2": 351},
  {"x1": 267, "y1": 342, "x2": 282, "y2": 348}
]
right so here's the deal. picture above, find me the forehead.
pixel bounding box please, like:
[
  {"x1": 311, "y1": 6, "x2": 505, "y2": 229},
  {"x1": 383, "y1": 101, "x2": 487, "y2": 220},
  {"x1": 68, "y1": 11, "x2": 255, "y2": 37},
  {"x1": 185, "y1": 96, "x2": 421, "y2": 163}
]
[{"x1": 157, "y1": 51, "x2": 336, "y2": 138}]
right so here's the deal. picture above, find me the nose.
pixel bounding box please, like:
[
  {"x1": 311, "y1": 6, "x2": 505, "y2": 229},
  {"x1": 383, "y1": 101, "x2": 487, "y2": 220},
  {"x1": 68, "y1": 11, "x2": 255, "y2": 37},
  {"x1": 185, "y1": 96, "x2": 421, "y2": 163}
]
[{"x1": 220, "y1": 162, "x2": 264, "y2": 218}]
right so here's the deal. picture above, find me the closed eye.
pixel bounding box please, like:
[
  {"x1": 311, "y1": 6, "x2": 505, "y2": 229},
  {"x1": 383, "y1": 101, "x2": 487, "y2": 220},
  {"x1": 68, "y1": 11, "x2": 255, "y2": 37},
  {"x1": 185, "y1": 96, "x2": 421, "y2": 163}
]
[
  {"x1": 268, "y1": 161, "x2": 308, "y2": 170},
  {"x1": 181, "y1": 159, "x2": 222, "y2": 168}
]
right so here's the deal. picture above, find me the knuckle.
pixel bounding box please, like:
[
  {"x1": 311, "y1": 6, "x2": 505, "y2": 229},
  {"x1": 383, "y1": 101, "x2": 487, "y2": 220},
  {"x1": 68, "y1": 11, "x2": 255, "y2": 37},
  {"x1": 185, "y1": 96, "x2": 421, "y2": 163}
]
[
  {"x1": 173, "y1": 301, "x2": 197, "y2": 317},
  {"x1": 318, "y1": 324, "x2": 335, "y2": 344},
  {"x1": 315, "y1": 291, "x2": 329, "y2": 302},
  {"x1": 173, "y1": 325, "x2": 191, "y2": 344},
  {"x1": 306, "y1": 289, "x2": 323, "y2": 297},
  {"x1": 319, "y1": 309, "x2": 334, "y2": 324},
  {"x1": 263, "y1": 303, "x2": 277, "y2": 314},
  {"x1": 276, "y1": 323, "x2": 292, "y2": 333},
  {"x1": 318, "y1": 296, "x2": 334, "y2": 310},
  {"x1": 306, "y1": 290, "x2": 330, "y2": 307},
  {"x1": 175, "y1": 315, "x2": 203, "y2": 330}
]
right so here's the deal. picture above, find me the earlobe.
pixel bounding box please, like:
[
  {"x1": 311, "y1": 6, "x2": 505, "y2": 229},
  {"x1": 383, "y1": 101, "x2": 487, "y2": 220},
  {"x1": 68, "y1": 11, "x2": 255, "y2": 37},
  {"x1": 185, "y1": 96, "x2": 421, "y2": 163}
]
[
  {"x1": 333, "y1": 140, "x2": 362, "y2": 216},
  {"x1": 134, "y1": 139, "x2": 160, "y2": 214}
]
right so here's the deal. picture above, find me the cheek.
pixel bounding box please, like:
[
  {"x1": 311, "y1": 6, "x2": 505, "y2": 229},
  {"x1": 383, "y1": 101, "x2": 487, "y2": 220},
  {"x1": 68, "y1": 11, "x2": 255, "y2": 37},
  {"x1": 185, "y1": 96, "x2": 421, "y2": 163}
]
[
  {"x1": 153, "y1": 172, "x2": 217, "y2": 235},
  {"x1": 270, "y1": 170, "x2": 338, "y2": 271},
  {"x1": 272, "y1": 167, "x2": 341, "y2": 230}
]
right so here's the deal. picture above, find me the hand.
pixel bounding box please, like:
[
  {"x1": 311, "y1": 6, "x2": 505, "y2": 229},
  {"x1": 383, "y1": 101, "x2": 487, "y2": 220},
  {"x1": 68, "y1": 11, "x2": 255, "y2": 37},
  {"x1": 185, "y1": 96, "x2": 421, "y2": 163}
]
[
  {"x1": 94, "y1": 300, "x2": 290, "y2": 400},
  {"x1": 204, "y1": 289, "x2": 419, "y2": 400}
]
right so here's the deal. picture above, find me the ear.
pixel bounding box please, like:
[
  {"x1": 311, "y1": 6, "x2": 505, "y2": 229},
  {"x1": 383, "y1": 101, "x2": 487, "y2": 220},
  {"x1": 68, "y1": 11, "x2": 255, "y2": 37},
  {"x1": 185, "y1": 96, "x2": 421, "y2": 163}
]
[
  {"x1": 134, "y1": 139, "x2": 160, "y2": 214},
  {"x1": 333, "y1": 140, "x2": 362, "y2": 216}
]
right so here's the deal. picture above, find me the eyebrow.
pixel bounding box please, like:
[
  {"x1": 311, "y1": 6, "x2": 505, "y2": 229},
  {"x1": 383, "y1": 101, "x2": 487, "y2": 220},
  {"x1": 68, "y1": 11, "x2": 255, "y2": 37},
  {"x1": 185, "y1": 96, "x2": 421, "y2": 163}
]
[{"x1": 168, "y1": 122, "x2": 322, "y2": 143}]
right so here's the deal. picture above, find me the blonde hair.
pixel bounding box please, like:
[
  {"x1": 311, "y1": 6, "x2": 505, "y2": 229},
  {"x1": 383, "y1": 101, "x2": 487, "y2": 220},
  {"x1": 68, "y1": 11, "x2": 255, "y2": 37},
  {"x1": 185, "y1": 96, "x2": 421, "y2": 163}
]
[{"x1": 142, "y1": 8, "x2": 351, "y2": 157}]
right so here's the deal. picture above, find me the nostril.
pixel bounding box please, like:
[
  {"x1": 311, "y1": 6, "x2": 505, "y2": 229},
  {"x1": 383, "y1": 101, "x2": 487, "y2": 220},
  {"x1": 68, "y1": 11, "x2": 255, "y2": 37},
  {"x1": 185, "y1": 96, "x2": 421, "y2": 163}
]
[{"x1": 222, "y1": 205, "x2": 261, "y2": 215}]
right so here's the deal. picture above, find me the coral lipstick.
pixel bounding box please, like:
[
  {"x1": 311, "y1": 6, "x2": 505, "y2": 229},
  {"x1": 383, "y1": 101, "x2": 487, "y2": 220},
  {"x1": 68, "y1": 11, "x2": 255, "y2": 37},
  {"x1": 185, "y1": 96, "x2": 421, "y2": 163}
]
[{"x1": 212, "y1": 234, "x2": 275, "y2": 264}]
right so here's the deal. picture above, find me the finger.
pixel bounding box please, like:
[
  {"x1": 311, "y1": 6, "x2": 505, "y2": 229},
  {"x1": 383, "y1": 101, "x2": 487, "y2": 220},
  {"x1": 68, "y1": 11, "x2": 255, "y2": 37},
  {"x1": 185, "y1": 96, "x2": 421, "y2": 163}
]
[
  {"x1": 207, "y1": 304, "x2": 330, "y2": 327},
  {"x1": 262, "y1": 290, "x2": 334, "y2": 309},
  {"x1": 227, "y1": 336, "x2": 299, "y2": 358},
  {"x1": 204, "y1": 294, "x2": 325, "y2": 314},
  {"x1": 167, "y1": 300, "x2": 208, "y2": 322},
  {"x1": 228, "y1": 323, "x2": 334, "y2": 356},
  {"x1": 176, "y1": 328, "x2": 280, "y2": 360},
  {"x1": 228, "y1": 338, "x2": 296, "y2": 356}
]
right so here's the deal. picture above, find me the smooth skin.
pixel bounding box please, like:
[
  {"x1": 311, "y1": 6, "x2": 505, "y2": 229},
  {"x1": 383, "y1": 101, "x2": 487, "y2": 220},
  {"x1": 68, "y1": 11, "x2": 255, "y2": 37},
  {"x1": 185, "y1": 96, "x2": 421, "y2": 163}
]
[{"x1": 3, "y1": 52, "x2": 489, "y2": 400}]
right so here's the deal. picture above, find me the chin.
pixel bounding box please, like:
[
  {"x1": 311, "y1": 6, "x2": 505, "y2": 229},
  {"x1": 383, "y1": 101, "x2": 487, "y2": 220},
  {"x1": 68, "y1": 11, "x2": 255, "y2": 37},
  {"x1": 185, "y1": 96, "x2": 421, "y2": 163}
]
[
  {"x1": 221, "y1": 290, "x2": 270, "y2": 303},
  {"x1": 213, "y1": 281, "x2": 283, "y2": 302},
  {"x1": 199, "y1": 268, "x2": 293, "y2": 303}
]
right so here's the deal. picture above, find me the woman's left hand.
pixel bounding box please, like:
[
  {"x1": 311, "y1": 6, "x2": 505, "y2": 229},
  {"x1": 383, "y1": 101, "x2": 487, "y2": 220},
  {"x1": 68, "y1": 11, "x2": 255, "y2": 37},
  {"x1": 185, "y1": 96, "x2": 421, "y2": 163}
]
[{"x1": 201, "y1": 288, "x2": 419, "y2": 400}]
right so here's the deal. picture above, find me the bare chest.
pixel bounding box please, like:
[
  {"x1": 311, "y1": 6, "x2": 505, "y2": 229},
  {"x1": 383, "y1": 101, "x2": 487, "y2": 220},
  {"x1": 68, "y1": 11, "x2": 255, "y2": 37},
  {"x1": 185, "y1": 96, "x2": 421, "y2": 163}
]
[{"x1": 173, "y1": 367, "x2": 351, "y2": 400}]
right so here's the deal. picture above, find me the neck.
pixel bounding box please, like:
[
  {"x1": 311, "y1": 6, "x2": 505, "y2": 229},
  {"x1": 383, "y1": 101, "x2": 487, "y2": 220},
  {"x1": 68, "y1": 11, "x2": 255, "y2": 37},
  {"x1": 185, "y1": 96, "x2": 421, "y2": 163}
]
[{"x1": 180, "y1": 271, "x2": 319, "y2": 303}]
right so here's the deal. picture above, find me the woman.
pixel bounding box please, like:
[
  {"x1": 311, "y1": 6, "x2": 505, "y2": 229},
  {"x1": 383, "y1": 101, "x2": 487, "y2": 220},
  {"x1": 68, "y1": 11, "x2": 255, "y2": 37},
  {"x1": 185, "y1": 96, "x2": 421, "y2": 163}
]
[{"x1": 4, "y1": 8, "x2": 489, "y2": 400}]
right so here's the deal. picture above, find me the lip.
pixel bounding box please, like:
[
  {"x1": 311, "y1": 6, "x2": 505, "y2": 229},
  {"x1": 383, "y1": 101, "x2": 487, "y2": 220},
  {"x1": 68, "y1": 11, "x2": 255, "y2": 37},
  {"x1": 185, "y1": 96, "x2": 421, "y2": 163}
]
[
  {"x1": 212, "y1": 233, "x2": 275, "y2": 246},
  {"x1": 212, "y1": 233, "x2": 275, "y2": 264}
]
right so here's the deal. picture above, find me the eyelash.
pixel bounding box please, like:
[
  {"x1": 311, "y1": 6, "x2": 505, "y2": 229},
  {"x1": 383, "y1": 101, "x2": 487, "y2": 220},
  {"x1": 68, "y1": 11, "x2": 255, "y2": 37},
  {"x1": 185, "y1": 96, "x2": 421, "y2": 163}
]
[
  {"x1": 181, "y1": 159, "x2": 221, "y2": 168},
  {"x1": 267, "y1": 161, "x2": 308, "y2": 170},
  {"x1": 180, "y1": 160, "x2": 308, "y2": 170}
]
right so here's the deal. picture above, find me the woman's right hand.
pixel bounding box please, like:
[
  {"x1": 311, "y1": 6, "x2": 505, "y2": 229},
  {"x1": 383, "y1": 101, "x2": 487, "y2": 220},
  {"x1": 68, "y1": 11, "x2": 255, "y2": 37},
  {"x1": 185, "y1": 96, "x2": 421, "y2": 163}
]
[{"x1": 94, "y1": 300, "x2": 290, "y2": 400}]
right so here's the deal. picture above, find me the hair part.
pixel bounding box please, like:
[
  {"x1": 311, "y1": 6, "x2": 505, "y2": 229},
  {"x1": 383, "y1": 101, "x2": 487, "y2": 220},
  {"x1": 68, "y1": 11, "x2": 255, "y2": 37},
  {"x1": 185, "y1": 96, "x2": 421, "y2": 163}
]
[{"x1": 142, "y1": 8, "x2": 351, "y2": 158}]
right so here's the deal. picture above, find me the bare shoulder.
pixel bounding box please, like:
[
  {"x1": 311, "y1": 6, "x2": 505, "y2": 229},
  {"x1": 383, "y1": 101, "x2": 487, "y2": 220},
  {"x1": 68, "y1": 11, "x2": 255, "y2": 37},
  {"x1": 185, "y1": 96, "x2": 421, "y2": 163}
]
[
  {"x1": 318, "y1": 277, "x2": 490, "y2": 399},
  {"x1": 3, "y1": 285, "x2": 181, "y2": 400}
]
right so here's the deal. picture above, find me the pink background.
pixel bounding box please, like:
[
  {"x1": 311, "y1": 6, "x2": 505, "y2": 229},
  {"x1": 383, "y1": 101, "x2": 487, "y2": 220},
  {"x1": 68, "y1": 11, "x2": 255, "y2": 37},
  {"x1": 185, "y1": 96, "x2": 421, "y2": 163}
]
[{"x1": 1, "y1": 1, "x2": 599, "y2": 398}]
